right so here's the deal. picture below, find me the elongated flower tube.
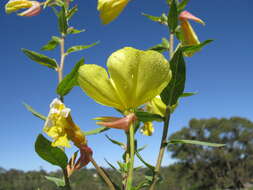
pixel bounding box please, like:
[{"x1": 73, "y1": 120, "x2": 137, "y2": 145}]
[
  {"x1": 43, "y1": 98, "x2": 87, "y2": 148},
  {"x1": 97, "y1": 0, "x2": 129, "y2": 24},
  {"x1": 77, "y1": 47, "x2": 172, "y2": 112},
  {"x1": 179, "y1": 11, "x2": 205, "y2": 56},
  {"x1": 5, "y1": 0, "x2": 41, "y2": 16}
]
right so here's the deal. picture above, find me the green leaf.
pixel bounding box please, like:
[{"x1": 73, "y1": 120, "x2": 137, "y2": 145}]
[
  {"x1": 66, "y1": 41, "x2": 99, "y2": 55},
  {"x1": 58, "y1": 6, "x2": 68, "y2": 34},
  {"x1": 135, "y1": 111, "x2": 163, "y2": 122},
  {"x1": 45, "y1": 176, "x2": 65, "y2": 187},
  {"x1": 56, "y1": 58, "x2": 84, "y2": 97},
  {"x1": 83, "y1": 126, "x2": 110, "y2": 136},
  {"x1": 35, "y1": 134, "x2": 68, "y2": 169},
  {"x1": 161, "y1": 48, "x2": 186, "y2": 106},
  {"x1": 41, "y1": 36, "x2": 61, "y2": 51},
  {"x1": 180, "y1": 92, "x2": 197, "y2": 98},
  {"x1": 66, "y1": 5, "x2": 77, "y2": 20},
  {"x1": 142, "y1": 13, "x2": 168, "y2": 25},
  {"x1": 22, "y1": 49, "x2": 58, "y2": 69},
  {"x1": 135, "y1": 151, "x2": 155, "y2": 171},
  {"x1": 181, "y1": 40, "x2": 213, "y2": 55},
  {"x1": 105, "y1": 135, "x2": 126, "y2": 149},
  {"x1": 67, "y1": 27, "x2": 85, "y2": 35},
  {"x1": 167, "y1": 0, "x2": 178, "y2": 32},
  {"x1": 149, "y1": 38, "x2": 170, "y2": 53},
  {"x1": 169, "y1": 139, "x2": 225, "y2": 147},
  {"x1": 104, "y1": 159, "x2": 119, "y2": 172},
  {"x1": 177, "y1": 0, "x2": 190, "y2": 12},
  {"x1": 23, "y1": 103, "x2": 46, "y2": 121},
  {"x1": 117, "y1": 161, "x2": 128, "y2": 173}
]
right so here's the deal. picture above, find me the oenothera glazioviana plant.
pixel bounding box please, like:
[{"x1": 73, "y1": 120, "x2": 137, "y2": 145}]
[{"x1": 5, "y1": 0, "x2": 224, "y2": 190}]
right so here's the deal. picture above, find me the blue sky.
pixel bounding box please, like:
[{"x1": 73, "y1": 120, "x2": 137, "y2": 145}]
[{"x1": 0, "y1": 0, "x2": 252, "y2": 171}]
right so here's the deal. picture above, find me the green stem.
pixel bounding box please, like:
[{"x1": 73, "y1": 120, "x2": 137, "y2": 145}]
[
  {"x1": 149, "y1": 33, "x2": 174, "y2": 190},
  {"x1": 90, "y1": 157, "x2": 116, "y2": 190},
  {"x1": 58, "y1": 36, "x2": 66, "y2": 102},
  {"x1": 62, "y1": 168, "x2": 71, "y2": 190},
  {"x1": 126, "y1": 123, "x2": 135, "y2": 190}
]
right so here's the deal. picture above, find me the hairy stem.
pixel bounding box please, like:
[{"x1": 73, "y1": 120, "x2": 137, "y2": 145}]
[
  {"x1": 169, "y1": 33, "x2": 174, "y2": 57},
  {"x1": 90, "y1": 157, "x2": 116, "y2": 190},
  {"x1": 126, "y1": 123, "x2": 135, "y2": 190},
  {"x1": 58, "y1": 36, "x2": 66, "y2": 101}
]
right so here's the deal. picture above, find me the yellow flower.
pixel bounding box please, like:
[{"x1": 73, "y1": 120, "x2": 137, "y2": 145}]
[
  {"x1": 179, "y1": 11, "x2": 205, "y2": 56},
  {"x1": 77, "y1": 47, "x2": 172, "y2": 112},
  {"x1": 5, "y1": 0, "x2": 41, "y2": 16},
  {"x1": 97, "y1": 0, "x2": 129, "y2": 24},
  {"x1": 43, "y1": 99, "x2": 86, "y2": 148},
  {"x1": 147, "y1": 96, "x2": 178, "y2": 117},
  {"x1": 140, "y1": 122, "x2": 154, "y2": 136}
]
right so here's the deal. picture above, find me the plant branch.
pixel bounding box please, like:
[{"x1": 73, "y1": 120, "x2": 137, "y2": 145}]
[
  {"x1": 90, "y1": 157, "x2": 116, "y2": 190},
  {"x1": 62, "y1": 168, "x2": 71, "y2": 190}
]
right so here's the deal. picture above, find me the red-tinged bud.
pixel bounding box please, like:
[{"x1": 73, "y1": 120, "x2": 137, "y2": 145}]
[
  {"x1": 95, "y1": 113, "x2": 137, "y2": 131},
  {"x1": 179, "y1": 11, "x2": 205, "y2": 25},
  {"x1": 19, "y1": 1, "x2": 41, "y2": 16}
]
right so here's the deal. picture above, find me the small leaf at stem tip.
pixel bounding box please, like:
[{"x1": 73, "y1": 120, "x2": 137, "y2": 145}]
[
  {"x1": 105, "y1": 135, "x2": 126, "y2": 150},
  {"x1": 22, "y1": 48, "x2": 58, "y2": 69},
  {"x1": 23, "y1": 103, "x2": 46, "y2": 120},
  {"x1": 177, "y1": 0, "x2": 190, "y2": 12},
  {"x1": 142, "y1": 13, "x2": 168, "y2": 25},
  {"x1": 56, "y1": 58, "x2": 84, "y2": 97},
  {"x1": 41, "y1": 36, "x2": 61, "y2": 51},
  {"x1": 35, "y1": 134, "x2": 68, "y2": 168},
  {"x1": 67, "y1": 5, "x2": 78, "y2": 20},
  {"x1": 58, "y1": 6, "x2": 68, "y2": 35},
  {"x1": 169, "y1": 139, "x2": 225, "y2": 147},
  {"x1": 83, "y1": 126, "x2": 110, "y2": 136},
  {"x1": 66, "y1": 41, "x2": 99, "y2": 55},
  {"x1": 167, "y1": 0, "x2": 178, "y2": 32},
  {"x1": 148, "y1": 38, "x2": 169, "y2": 53},
  {"x1": 45, "y1": 176, "x2": 65, "y2": 187}
]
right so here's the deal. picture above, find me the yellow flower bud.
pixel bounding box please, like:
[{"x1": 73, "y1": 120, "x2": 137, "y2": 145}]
[
  {"x1": 97, "y1": 0, "x2": 129, "y2": 24},
  {"x1": 5, "y1": 0, "x2": 41, "y2": 16},
  {"x1": 140, "y1": 122, "x2": 154, "y2": 136}
]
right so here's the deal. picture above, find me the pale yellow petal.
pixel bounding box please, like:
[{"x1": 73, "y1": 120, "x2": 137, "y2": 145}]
[
  {"x1": 77, "y1": 64, "x2": 124, "y2": 110},
  {"x1": 52, "y1": 134, "x2": 71, "y2": 148},
  {"x1": 97, "y1": 0, "x2": 129, "y2": 24},
  {"x1": 107, "y1": 47, "x2": 172, "y2": 110}
]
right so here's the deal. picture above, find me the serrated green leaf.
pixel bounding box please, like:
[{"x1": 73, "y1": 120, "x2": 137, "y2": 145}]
[
  {"x1": 180, "y1": 92, "x2": 197, "y2": 98},
  {"x1": 41, "y1": 36, "x2": 61, "y2": 51},
  {"x1": 83, "y1": 126, "x2": 110, "y2": 136},
  {"x1": 169, "y1": 139, "x2": 225, "y2": 147},
  {"x1": 167, "y1": 0, "x2": 178, "y2": 32},
  {"x1": 181, "y1": 40, "x2": 213, "y2": 55},
  {"x1": 35, "y1": 134, "x2": 68, "y2": 169},
  {"x1": 23, "y1": 103, "x2": 46, "y2": 121},
  {"x1": 177, "y1": 0, "x2": 190, "y2": 12},
  {"x1": 161, "y1": 48, "x2": 186, "y2": 106},
  {"x1": 105, "y1": 135, "x2": 126, "y2": 149},
  {"x1": 67, "y1": 27, "x2": 85, "y2": 35},
  {"x1": 66, "y1": 41, "x2": 99, "y2": 55},
  {"x1": 57, "y1": 58, "x2": 84, "y2": 97},
  {"x1": 58, "y1": 7, "x2": 68, "y2": 34},
  {"x1": 45, "y1": 176, "x2": 65, "y2": 187},
  {"x1": 22, "y1": 49, "x2": 58, "y2": 69},
  {"x1": 135, "y1": 111, "x2": 163, "y2": 122}
]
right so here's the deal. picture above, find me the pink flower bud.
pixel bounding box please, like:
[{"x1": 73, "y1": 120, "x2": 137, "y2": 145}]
[{"x1": 19, "y1": 1, "x2": 41, "y2": 17}]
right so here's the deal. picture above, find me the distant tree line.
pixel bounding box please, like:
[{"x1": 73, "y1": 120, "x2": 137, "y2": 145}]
[{"x1": 1, "y1": 117, "x2": 253, "y2": 190}]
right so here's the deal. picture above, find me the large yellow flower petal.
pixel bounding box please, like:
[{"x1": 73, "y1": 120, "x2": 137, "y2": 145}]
[
  {"x1": 97, "y1": 0, "x2": 129, "y2": 24},
  {"x1": 107, "y1": 47, "x2": 172, "y2": 110},
  {"x1": 77, "y1": 64, "x2": 125, "y2": 110},
  {"x1": 78, "y1": 47, "x2": 171, "y2": 111}
]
